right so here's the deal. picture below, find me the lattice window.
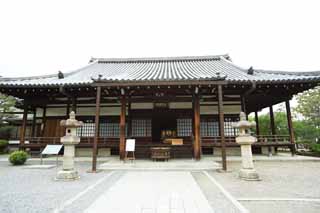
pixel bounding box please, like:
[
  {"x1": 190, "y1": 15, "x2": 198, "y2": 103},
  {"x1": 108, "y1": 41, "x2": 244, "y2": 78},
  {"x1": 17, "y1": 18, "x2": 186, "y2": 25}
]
[
  {"x1": 224, "y1": 117, "x2": 239, "y2": 136},
  {"x1": 77, "y1": 122, "x2": 95, "y2": 137},
  {"x1": 132, "y1": 119, "x2": 151, "y2": 137},
  {"x1": 201, "y1": 119, "x2": 219, "y2": 137},
  {"x1": 177, "y1": 118, "x2": 192, "y2": 137}
]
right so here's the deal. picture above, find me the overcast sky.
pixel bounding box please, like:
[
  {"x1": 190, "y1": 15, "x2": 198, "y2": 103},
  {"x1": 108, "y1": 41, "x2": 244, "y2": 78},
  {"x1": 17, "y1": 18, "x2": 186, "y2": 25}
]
[{"x1": 0, "y1": 0, "x2": 320, "y2": 78}]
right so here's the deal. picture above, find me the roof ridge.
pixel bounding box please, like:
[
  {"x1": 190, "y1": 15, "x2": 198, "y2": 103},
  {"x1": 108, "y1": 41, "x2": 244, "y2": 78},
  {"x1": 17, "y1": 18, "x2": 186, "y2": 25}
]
[
  {"x1": 0, "y1": 60, "x2": 98, "y2": 81},
  {"x1": 94, "y1": 54, "x2": 229, "y2": 63},
  {"x1": 254, "y1": 69, "x2": 320, "y2": 76}
]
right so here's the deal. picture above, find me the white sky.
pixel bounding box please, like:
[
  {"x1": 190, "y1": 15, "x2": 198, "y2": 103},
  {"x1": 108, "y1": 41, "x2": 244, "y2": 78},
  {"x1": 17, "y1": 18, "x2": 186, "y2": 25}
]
[{"x1": 0, "y1": 0, "x2": 320, "y2": 78}]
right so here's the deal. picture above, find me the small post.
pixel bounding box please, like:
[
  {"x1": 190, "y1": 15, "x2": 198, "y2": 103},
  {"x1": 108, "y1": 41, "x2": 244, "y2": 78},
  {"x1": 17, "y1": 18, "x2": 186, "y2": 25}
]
[
  {"x1": 56, "y1": 111, "x2": 83, "y2": 180},
  {"x1": 234, "y1": 112, "x2": 260, "y2": 181}
]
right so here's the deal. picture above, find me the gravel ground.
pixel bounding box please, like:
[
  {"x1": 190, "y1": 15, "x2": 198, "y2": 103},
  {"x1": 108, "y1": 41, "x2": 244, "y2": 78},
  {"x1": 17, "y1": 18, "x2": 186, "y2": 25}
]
[
  {"x1": 1, "y1": 159, "x2": 320, "y2": 213},
  {"x1": 209, "y1": 161, "x2": 320, "y2": 213},
  {"x1": 0, "y1": 161, "x2": 120, "y2": 213}
]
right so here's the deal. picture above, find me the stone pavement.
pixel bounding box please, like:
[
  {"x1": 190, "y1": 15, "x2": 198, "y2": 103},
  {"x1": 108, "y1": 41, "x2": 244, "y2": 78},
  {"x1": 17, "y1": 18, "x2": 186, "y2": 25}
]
[{"x1": 84, "y1": 171, "x2": 215, "y2": 213}]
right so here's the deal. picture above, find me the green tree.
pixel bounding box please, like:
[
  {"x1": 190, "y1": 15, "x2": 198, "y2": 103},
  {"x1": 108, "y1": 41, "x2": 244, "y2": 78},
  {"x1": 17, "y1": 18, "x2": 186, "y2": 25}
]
[
  {"x1": 0, "y1": 93, "x2": 17, "y2": 139},
  {"x1": 296, "y1": 86, "x2": 320, "y2": 128}
]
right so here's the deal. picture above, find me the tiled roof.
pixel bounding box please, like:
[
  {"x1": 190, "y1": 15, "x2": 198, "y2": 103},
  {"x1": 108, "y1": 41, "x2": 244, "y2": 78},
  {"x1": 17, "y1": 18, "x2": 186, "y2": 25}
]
[{"x1": 1, "y1": 55, "x2": 320, "y2": 87}]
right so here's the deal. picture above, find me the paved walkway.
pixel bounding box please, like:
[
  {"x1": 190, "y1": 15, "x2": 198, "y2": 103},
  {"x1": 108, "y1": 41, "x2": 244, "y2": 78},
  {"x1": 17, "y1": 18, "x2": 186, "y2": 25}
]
[{"x1": 85, "y1": 172, "x2": 215, "y2": 213}]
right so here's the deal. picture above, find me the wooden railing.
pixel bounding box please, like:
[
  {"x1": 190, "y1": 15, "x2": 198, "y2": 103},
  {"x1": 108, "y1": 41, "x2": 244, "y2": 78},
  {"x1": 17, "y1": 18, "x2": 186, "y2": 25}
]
[
  {"x1": 201, "y1": 135, "x2": 291, "y2": 147},
  {"x1": 256, "y1": 135, "x2": 290, "y2": 143},
  {"x1": 16, "y1": 134, "x2": 292, "y2": 148}
]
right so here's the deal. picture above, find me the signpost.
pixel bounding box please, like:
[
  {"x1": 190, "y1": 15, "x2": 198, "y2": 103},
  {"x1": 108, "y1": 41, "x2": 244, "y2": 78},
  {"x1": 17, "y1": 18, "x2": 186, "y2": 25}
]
[{"x1": 125, "y1": 139, "x2": 135, "y2": 162}]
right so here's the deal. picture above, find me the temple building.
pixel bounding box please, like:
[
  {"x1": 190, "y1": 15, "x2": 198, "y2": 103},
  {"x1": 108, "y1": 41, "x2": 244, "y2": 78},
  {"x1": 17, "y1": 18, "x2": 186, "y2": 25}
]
[{"x1": 1, "y1": 55, "x2": 320, "y2": 170}]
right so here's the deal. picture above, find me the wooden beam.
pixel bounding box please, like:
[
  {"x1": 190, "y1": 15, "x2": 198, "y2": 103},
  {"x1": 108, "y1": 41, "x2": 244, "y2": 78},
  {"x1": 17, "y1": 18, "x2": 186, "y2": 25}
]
[
  {"x1": 193, "y1": 95, "x2": 201, "y2": 160},
  {"x1": 218, "y1": 85, "x2": 227, "y2": 171},
  {"x1": 119, "y1": 95, "x2": 126, "y2": 160},
  {"x1": 19, "y1": 103, "x2": 28, "y2": 148},
  {"x1": 269, "y1": 106, "x2": 276, "y2": 135},
  {"x1": 92, "y1": 86, "x2": 101, "y2": 172},
  {"x1": 254, "y1": 111, "x2": 260, "y2": 136}
]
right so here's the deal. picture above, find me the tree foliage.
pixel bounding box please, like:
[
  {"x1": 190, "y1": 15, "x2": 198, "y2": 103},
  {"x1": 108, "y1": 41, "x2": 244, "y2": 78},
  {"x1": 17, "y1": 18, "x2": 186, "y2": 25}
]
[
  {"x1": 0, "y1": 93, "x2": 16, "y2": 124},
  {"x1": 0, "y1": 93, "x2": 17, "y2": 139},
  {"x1": 295, "y1": 86, "x2": 320, "y2": 128},
  {"x1": 250, "y1": 110, "x2": 319, "y2": 143}
]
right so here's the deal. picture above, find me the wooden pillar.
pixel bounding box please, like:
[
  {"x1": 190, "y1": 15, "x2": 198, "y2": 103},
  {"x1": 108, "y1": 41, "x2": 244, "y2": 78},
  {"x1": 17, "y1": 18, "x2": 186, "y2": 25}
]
[
  {"x1": 66, "y1": 98, "x2": 70, "y2": 116},
  {"x1": 41, "y1": 106, "x2": 47, "y2": 137},
  {"x1": 72, "y1": 97, "x2": 77, "y2": 113},
  {"x1": 31, "y1": 108, "x2": 37, "y2": 137},
  {"x1": 241, "y1": 95, "x2": 246, "y2": 113},
  {"x1": 119, "y1": 95, "x2": 126, "y2": 160},
  {"x1": 92, "y1": 86, "x2": 101, "y2": 172},
  {"x1": 286, "y1": 100, "x2": 296, "y2": 155},
  {"x1": 269, "y1": 106, "x2": 276, "y2": 135},
  {"x1": 254, "y1": 111, "x2": 260, "y2": 136},
  {"x1": 20, "y1": 102, "x2": 28, "y2": 148},
  {"x1": 127, "y1": 101, "x2": 132, "y2": 137},
  {"x1": 218, "y1": 85, "x2": 227, "y2": 171},
  {"x1": 285, "y1": 100, "x2": 295, "y2": 143},
  {"x1": 193, "y1": 94, "x2": 201, "y2": 160}
]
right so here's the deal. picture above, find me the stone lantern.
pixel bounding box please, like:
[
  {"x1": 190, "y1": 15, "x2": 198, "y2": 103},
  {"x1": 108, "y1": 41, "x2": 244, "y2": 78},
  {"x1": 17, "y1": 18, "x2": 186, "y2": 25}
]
[
  {"x1": 56, "y1": 111, "x2": 83, "y2": 180},
  {"x1": 233, "y1": 112, "x2": 260, "y2": 181}
]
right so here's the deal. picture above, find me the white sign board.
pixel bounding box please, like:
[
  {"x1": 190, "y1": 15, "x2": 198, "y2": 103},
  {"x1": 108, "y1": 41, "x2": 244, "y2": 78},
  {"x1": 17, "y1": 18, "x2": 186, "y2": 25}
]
[
  {"x1": 125, "y1": 139, "x2": 135, "y2": 152},
  {"x1": 41, "y1": 145, "x2": 63, "y2": 155}
]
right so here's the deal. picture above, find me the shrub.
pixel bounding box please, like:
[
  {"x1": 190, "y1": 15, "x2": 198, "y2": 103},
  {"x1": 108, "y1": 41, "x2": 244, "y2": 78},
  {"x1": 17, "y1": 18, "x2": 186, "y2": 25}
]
[
  {"x1": 9, "y1": 151, "x2": 28, "y2": 165},
  {"x1": 0, "y1": 126, "x2": 14, "y2": 139},
  {"x1": 0, "y1": 139, "x2": 8, "y2": 153},
  {"x1": 310, "y1": 143, "x2": 320, "y2": 154}
]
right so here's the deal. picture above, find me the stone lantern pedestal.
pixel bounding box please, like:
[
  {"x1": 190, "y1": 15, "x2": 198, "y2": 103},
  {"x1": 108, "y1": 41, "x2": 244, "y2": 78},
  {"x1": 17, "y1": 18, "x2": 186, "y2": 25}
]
[
  {"x1": 234, "y1": 112, "x2": 260, "y2": 181},
  {"x1": 56, "y1": 112, "x2": 83, "y2": 181}
]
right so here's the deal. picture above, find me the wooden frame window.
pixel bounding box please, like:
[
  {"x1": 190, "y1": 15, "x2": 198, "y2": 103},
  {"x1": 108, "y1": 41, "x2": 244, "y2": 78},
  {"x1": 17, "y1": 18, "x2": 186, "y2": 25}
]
[
  {"x1": 132, "y1": 119, "x2": 151, "y2": 137},
  {"x1": 201, "y1": 118, "x2": 219, "y2": 137},
  {"x1": 177, "y1": 118, "x2": 192, "y2": 137}
]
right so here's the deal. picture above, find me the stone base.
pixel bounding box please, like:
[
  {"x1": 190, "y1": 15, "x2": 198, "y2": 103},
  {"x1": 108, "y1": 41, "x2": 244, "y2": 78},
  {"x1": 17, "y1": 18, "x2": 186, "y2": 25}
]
[
  {"x1": 261, "y1": 146, "x2": 276, "y2": 156},
  {"x1": 75, "y1": 148, "x2": 111, "y2": 157},
  {"x1": 213, "y1": 147, "x2": 241, "y2": 156},
  {"x1": 239, "y1": 168, "x2": 260, "y2": 181},
  {"x1": 56, "y1": 170, "x2": 79, "y2": 181}
]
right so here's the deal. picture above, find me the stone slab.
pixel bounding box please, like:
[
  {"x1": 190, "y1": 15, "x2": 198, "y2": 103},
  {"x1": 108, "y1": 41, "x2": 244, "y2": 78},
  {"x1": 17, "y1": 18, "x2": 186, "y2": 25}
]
[
  {"x1": 85, "y1": 172, "x2": 214, "y2": 213},
  {"x1": 23, "y1": 165, "x2": 56, "y2": 169}
]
